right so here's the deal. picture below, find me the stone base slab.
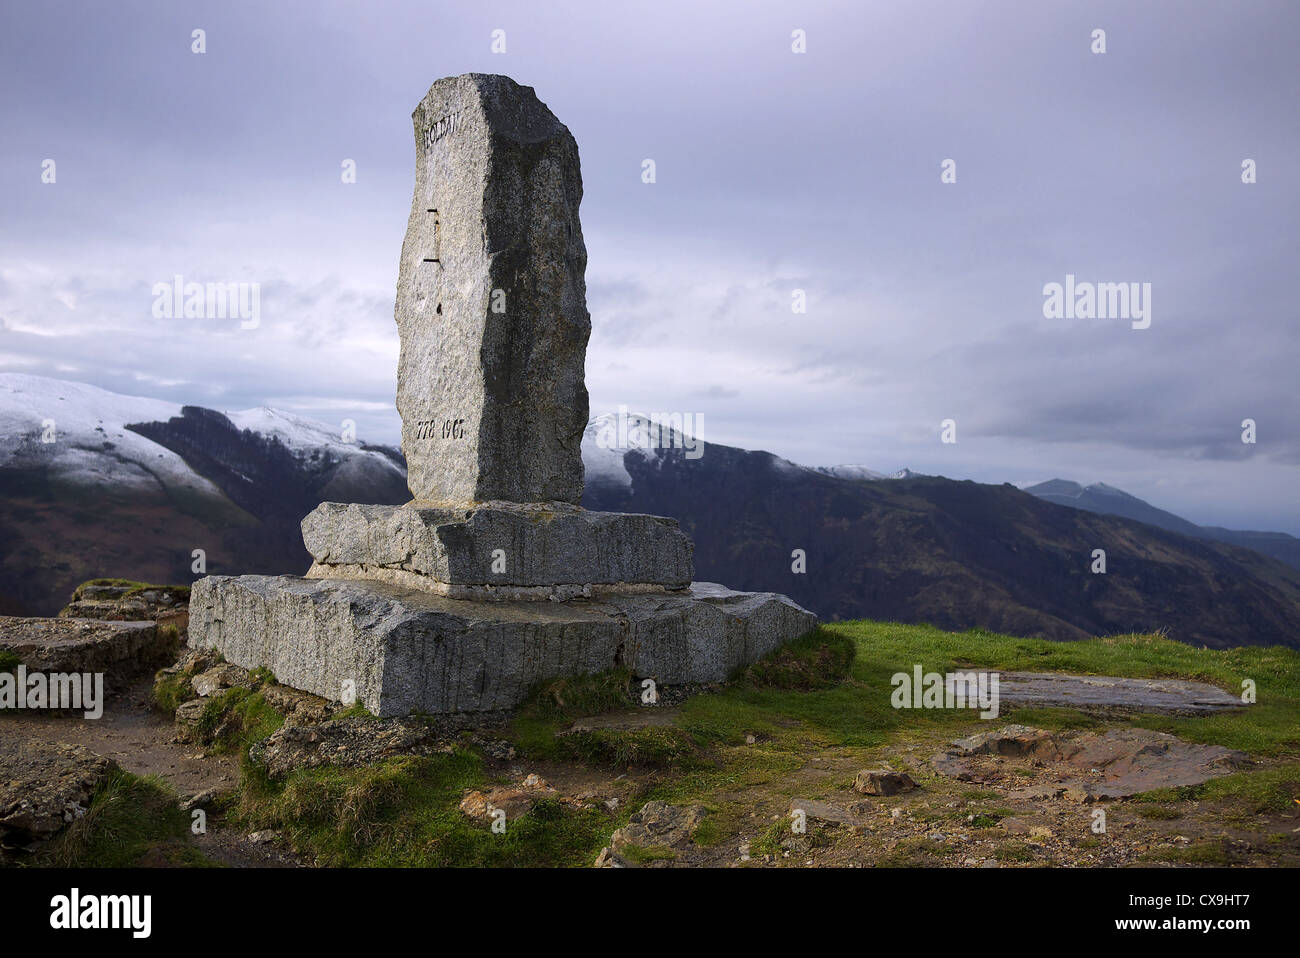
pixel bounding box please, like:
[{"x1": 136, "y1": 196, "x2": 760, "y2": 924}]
[
  {"x1": 0, "y1": 616, "x2": 174, "y2": 689},
  {"x1": 301, "y1": 502, "x2": 693, "y2": 593},
  {"x1": 188, "y1": 575, "x2": 816, "y2": 716},
  {"x1": 303, "y1": 562, "x2": 679, "y2": 602}
]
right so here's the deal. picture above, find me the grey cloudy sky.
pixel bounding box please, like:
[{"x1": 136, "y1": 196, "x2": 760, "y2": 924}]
[{"x1": 1, "y1": 0, "x2": 1297, "y2": 532}]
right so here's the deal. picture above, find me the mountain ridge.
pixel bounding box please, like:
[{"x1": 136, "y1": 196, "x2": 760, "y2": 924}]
[
  {"x1": 3, "y1": 377, "x2": 1299, "y2": 650},
  {"x1": 1023, "y1": 478, "x2": 1300, "y2": 571}
]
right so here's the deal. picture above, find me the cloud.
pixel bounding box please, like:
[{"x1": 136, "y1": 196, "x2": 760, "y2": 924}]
[{"x1": 0, "y1": 0, "x2": 1296, "y2": 532}]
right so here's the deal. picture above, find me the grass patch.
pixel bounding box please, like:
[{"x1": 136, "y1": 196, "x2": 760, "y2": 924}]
[
  {"x1": 519, "y1": 669, "x2": 635, "y2": 722},
  {"x1": 742, "y1": 627, "x2": 855, "y2": 690},
  {"x1": 332, "y1": 702, "x2": 376, "y2": 720},
  {"x1": 162, "y1": 618, "x2": 1300, "y2": 868},
  {"x1": 1136, "y1": 805, "x2": 1184, "y2": 820},
  {"x1": 750, "y1": 818, "x2": 789, "y2": 858},
  {"x1": 620, "y1": 843, "x2": 677, "y2": 864},
  {"x1": 196, "y1": 687, "x2": 285, "y2": 756},
  {"x1": 827, "y1": 621, "x2": 1300, "y2": 756},
  {"x1": 152, "y1": 668, "x2": 196, "y2": 713},
  {"x1": 1137, "y1": 763, "x2": 1300, "y2": 815},
  {"x1": 509, "y1": 669, "x2": 635, "y2": 758},
  {"x1": 964, "y1": 808, "x2": 1014, "y2": 828},
  {"x1": 121, "y1": 583, "x2": 190, "y2": 602},
  {"x1": 1144, "y1": 840, "x2": 1233, "y2": 866},
  {"x1": 235, "y1": 750, "x2": 611, "y2": 867},
  {"x1": 994, "y1": 841, "x2": 1037, "y2": 863},
  {"x1": 61, "y1": 578, "x2": 191, "y2": 613},
  {"x1": 877, "y1": 836, "x2": 960, "y2": 866},
  {"x1": 689, "y1": 815, "x2": 727, "y2": 847},
  {"x1": 556, "y1": 725, "x2": 704, "y2": 769},
  {"x1": 32, "y1": 769, "x2": 212, "y2": 868},
  {"x1": 0, "y1": 649, "x2": 20, "y2": 674}
]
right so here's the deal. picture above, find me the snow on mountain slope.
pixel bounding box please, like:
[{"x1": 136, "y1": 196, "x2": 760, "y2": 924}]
[
  {"x1": 582, "y1": 413, "x2": 651, "y2": 489},
  {"x1": 226, "y1": 406, "x2": 402, "y2": 476},
  {"x1": 0, "y1": 373, "x2": 224, "y2": 496},
  {"x1": 583, "y1": 412, "x2": 926, "y2": 490},
  {"x1": 583, "y1": 411, "x2": 718, "y2": 489},
  {"x1": 816, "y1": 464, "x2": 888, "y2": 481},
  {"x1": 0, "y1": 374, "x2": 401, "y2": 495},
  {"x1": 816, "y1": 464, "x2": 923, "y2": 481}
]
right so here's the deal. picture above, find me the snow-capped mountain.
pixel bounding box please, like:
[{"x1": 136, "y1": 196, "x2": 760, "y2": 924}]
[
  {"x1": 0, "y1": 374, "x2": 402, "y2": 496},
  {"x1": 7, "y1": 391, "x2": 1300, "y2": 650},
  {"x1": 0, "y1": 374, "x2": 225, "y2": 498},
  {"x1": 582, "y1": 410, "x2": 717, "y2": 490},
  {"x1": 814, "y1": 464, "x2": 888, "y2": 481},
  {"x1": 0, "y1": 374, "x2": 406, "y2": 615},
  {"x1": 582, "y1": 411, "x2": 914, "y2": 493},
  {"x1": 814, "y1": 465, "x2": 923, "y2": 481}
]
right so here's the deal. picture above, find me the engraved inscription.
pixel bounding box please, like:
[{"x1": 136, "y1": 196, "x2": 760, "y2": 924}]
[
  {"x1": 422, "y1": 110, "x2": 462, "y2": 151},
  {"x1": 415, "y1": 418, "x2": 466, "y2": 440}
]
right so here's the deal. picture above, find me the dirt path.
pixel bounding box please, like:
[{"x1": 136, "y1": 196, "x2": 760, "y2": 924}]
[{"x1": 3, "y1": 675, "x2": 304, "y2": 867}]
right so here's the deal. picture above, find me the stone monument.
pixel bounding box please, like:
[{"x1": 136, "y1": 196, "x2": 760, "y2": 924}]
[{"x1": 188, "y1": 74, "x2": 815, "y2": 716}]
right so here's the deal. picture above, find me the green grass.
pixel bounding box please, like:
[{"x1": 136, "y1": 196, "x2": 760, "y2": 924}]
[
  {"x1": 332, "y1": 702, "x2": 377, "y2": 721},
  {"x1": 235, "y1": 750, "x2": 611, "y2": 867},
  {"x1": 556, "y1": 725, "x2": 705, "y2": 769},
  {"x1": 963, "y1": 808, "x2": 1015, "y2": 828},
  {"x1": 63, "y1": 577, "x2": 190, "y2": 607},
  {"x1": 1136, "y1": 762, "x2": 1300, "y2": 814},
  {"x1": 191, "y1": 620, "x2": 1300, "y2": 867},
  {"x1": 152, "y1": 667, "x2": 196, "y2": 713},
  {"x1": 995, "y1": 842, "x2": 1038, "y2": 863},
  {"x1": 877, "y1": 836, "x2": 961, "y2": 866},
  {"x1": 196, "y1": 687, "x2": 285, "y2": 755},
  {"x1": 31, "y1": 770, "x2": 213, "y2": 868},
  {"x1": 509, "y1": 669, "x2": 636, "y2": 758},
  {"x1": 0, "y1": 649, "x2": 20, "y2": 674},
  {"x1": 823, "y1": 622, "x2": 1299, "y2": 755},
  {"x1": 1144, "y1": 840, "x2": 1233, "y2": 866},
  {"x1": 620, "y1": 843, "x2": 678, "y2": 864},
  {"x1": 543, "y1": 622, "x2": 1298, "y2": 767},
  {"x1": 742, "y1": 628, "x2": 855, "y2": 689}
]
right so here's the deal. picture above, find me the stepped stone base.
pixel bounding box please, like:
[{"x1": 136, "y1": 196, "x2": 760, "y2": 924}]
[
  {"x1": 301, "y1": 502, "x2": 693, "y2": 594},
  {"x1": 188, "y1": 575, "x2": 816, "y2": 716}
]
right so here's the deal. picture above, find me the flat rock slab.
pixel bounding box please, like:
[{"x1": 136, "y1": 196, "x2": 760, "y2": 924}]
[
  {"x1": 302, "y1": 501, "x2": 693, "y2": 592},
  {"x1": 0, "y1": 616, "x2": 173, "y2": 682},
  {"x1": 188, "y1": 575, "x2": 816, "y2": 716},
  {"x1": 0, "y1": 738, "x2": 116, "y2": 846},
  {"x1": 932, "y1": 725, "x2": 1249, "y2": 801},
  {"x1": 597, "y1": 801, "x2": 707, "y2": 867},
  {"x1": 790, "y1": 798, "x2": 874, "y2": 827},
  {"x1": 996, "y1": 672, "x2": 1245, "y2": 715},
  {"x1": 248, "y1": 718, "x2": 455, "y2": 780}
]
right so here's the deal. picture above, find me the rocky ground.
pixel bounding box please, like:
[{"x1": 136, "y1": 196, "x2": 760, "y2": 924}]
[{"x1": 3, "y1": 585, "x2": 1299, "y2": 868}]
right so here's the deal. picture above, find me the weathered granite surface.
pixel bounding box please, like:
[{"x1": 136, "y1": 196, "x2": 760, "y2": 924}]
[
  {"x1": 396, "y1": 73, "x2": 590, "y2": 506},
  {"x1": 301, "y1": 501, "x2": 693, "y2": 592},
  {"x1": 996, "y1": 671, "x2": 1245, "y2": 715},
  {"x1": 931, "y1": 725, "x2": 1250, "y2": 801},
  {"x1": 0, "y1": 616, "x2": 174, "y2": 682},
  {"x1": 0, "y1": 739, "x2": 116, "y2": 846},
  {"x1": 184, "y1": 74, "x2": 818, "y2": 716},
  {"x1": 188, "y1": 575, "x2": 816, "y2": 716}
]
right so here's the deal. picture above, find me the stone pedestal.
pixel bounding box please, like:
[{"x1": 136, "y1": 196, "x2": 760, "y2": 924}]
[
  {"x1": 186, "y1": 73, "x2": 816, "y2": 716},
  {"x1": 190, "y1": 576, "x2": 815, "y2": 716},
  {"x1": 301, "y1": 502, "x2": 694, "y2": 598}
]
